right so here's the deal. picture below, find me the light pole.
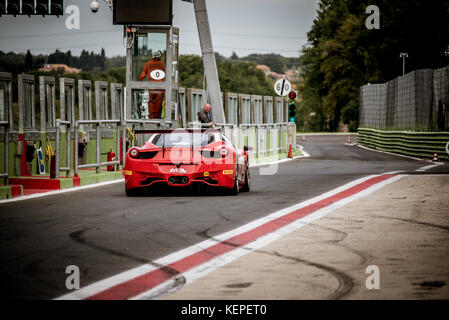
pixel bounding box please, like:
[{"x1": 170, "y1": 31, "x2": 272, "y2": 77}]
[{"x1": 399, "y1": 52, "x2": 408, "y2": 76}]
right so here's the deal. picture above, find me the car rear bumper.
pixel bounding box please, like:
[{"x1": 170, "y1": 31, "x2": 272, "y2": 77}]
[{"x1": 124, "y1": 166, "x2": 235, "y2": 190}]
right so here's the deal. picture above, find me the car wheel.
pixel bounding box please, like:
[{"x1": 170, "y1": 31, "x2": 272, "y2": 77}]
[{"x1": 241, "y1": 165, "x2": 250, "y2": 192}]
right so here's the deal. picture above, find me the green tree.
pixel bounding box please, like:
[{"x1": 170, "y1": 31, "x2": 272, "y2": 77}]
[
  {"x1": 178, "y1": 55, "x2": 274, "y2": 95},
  {"x1": 25, "y1": 50, "x2": 33, "y2": 71},
  {"x1": 299, "y1": 0, "x2": 449, "y2": 132}
]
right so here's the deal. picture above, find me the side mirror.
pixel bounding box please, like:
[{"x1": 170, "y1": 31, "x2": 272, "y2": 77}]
[{"x1": 243, "y1": 146, "x2": 253, "y2": 152}]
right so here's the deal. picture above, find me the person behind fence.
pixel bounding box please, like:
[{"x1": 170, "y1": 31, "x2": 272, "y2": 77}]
[
  {"x1": 138, "y1": 50, "x2": 166, "y2": 119},
  {"x1": 197, "y1": 103, "x2": 216, "y2": 126}
]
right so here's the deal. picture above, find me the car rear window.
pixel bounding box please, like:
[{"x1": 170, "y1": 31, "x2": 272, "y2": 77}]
[{"x1": 148, "y1": 132, "x2": 222, "y2": 147}]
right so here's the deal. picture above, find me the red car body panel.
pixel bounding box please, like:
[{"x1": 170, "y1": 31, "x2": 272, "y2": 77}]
[{"x1": 124, "y1": 130, "x2": 249, "y2": 194}]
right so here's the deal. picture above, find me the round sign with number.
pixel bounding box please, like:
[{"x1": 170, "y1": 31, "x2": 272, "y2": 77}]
[
  {"x1": 274, "y1": 79, "x2": 292, "y2": 97},
  {"x1": 150, "y1": 69, "x2": 165, "y2": 80}
]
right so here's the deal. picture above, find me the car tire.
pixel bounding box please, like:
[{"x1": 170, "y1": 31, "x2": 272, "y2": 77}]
[{"x1": 241, "y1": 165, "x2": 250, "y2": 192}]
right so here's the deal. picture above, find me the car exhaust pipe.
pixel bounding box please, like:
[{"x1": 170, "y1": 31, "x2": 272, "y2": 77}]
[{"x1": 168, "y1": 176, "x2": 189, "y2": 184}]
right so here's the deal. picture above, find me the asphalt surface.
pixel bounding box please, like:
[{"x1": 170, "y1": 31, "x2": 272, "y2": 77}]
[{"x1": 0, "y1": 134, "x2": 447, "y2": 299}]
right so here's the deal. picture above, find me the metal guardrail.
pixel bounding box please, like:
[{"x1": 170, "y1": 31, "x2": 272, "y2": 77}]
[
  {"x1": 48, "y1": 119, "x2": 294, "y2": 180},
  {"x1": 186, "y1": 122, "x2": 293, "y2": 158},
  {"x1": 74, "y1": 120, "x2": 121, "y2": 176},
  {"x1": 187, "y1": 121, "x2": 235, "y2": 128},
  {"x1": 0, "y1": 120, "x2": 9, "y2": 185}
]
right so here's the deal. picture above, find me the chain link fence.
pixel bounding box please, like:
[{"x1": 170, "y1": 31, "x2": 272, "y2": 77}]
[{"x1": 360, "y1": 65, "x2": 449, "y2": 131}]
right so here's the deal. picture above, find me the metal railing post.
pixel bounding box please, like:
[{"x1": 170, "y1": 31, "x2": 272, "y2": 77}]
[
  {"x1": 122, "y1": 124, "x2": 127, "y2": 168},
  {"x1": 0, "y1": 122, "x2": 9, "y2": 185},
  {"x1": 4, "y1": 124, "x2": 9, "y2": 185},
  {"x1": 256, "y1": 125, "x2": 260, "y2": 158},
  {"x1": 116, "y1": 124, "x2": 121, "y2": 170},
  {"x1": 74, "y1": 122, "x2": 79, "y2": 177},
  {"x1": 66, "y1": 123, "x2": 71, "y2": 178},
  {"x1": 55, "y1": 119, "x2": 61, "y2": 179},
  {"x1": 280, "y1": 124, "x2": 284, "y2": 153},
  {"x1": 55, "y1": 119, "x2": 72, "y2": 178},
  {"x1": 96, "y1": 122, "x2": 101, "y2": 174}
]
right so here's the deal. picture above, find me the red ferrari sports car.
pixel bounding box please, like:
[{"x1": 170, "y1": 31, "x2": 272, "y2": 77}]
[{"x1": 124, "y1": 128, "x2": 251, "y2": 196}]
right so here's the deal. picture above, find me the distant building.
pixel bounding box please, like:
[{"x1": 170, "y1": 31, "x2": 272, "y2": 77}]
[
  {"x1": 257, "y1": 64, "x2": 285, "y2": 80},
  {"x1": 256, "y1": 64, "x2": 271, "y2": 76},
  {"x1": 257, "y1": 64, "x2": 299, "y2": 81},
  {"x1": 257, "y1": 64, "x2": 301, "y2": 91},
  {"x1": 40, "y1": 64, "x2": 81, "y2": 74}
]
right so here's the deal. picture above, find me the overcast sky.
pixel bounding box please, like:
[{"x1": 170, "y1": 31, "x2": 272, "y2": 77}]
[{"x1": 0, "y1": 0, "x2": 319, "y2": 58}]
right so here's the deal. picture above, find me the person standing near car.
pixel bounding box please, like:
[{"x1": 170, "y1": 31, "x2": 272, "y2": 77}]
[{"x1": 197, "y1": 103, "x2": 216, "y2": 125}]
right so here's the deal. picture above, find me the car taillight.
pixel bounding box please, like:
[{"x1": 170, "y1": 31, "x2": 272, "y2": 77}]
[{"x1": 129, "y1": 148, "x2": 139, "y2": 158}]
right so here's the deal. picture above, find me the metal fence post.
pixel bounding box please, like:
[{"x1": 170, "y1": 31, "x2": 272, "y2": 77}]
[
  {"x1": 256, "y1": 125, "x2": 260, "y2": 158},
  {"x1": 74, "y1": 122, "x2": 79, "y2": 177},
  {"x1": 281, "y1": 124, "x2": 285, "y2": 153},
  {"x1": 4, "y1": 124, "x2": 9, "y2": 185},
  {"x1": 0, "y1": 122, "x2": 9, "y2": 185},
  {"x1": 96, "y1": 122, "x2": 101, "y2": 174},
  {"x1": 122, "y1": 124, "x2": 127, "y2": 168},
  {"x1": 116, "y1": 124, "x2": 121, "y2": 170},
  {"x1": 55, "y1": 119, "x2": 61, "y2": 179},
  {"x1": 66, "y1": 123, "x2": 71, "y2": 178}
]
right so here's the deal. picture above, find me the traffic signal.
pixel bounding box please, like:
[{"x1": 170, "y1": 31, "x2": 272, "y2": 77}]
[
  {"x1": 288, "y1": 90, "x2": 297, "y2": 122},
  {"x1": 0, "y1": 0, "x2": 63, "y2": 17},
  {"x1": 288, "y1": 90, "x2": 296, "y2": 100},
  {"x1": 51, "y1": 0, "x2": 64, "y2": 16},
  {"x1": 22, "y1": 0, "x2": 35, "y2": 16},
  {"x1": 36, "y1": 0, "x2": 49, "y2": 16},
  {"x1": 7, "y1": 0, "x2": 20, "y2": 16},
  {"x1": 0, "y1": 0, "x2": 6, "y2": 16}
]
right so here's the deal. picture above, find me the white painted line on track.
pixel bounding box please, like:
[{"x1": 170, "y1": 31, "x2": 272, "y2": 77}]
[
  {"x1": 415, "y1": 162, "x2": 444, "y2": 172},
  {"x1": 296, "y1": 133, "x2": 358, "y2": 136},
  {"x1": 250, "y1": 154, "x2": 309, "y2": 168},
  {"x1": 383, "y1": 171, "x2": 404, "y2": 175},
  {"x1": 249, "y1": 155, "x2": 303, "y2": 168},
  {"x1": 0, "y1": 179, "x2": 125, "y2": 205},
  {"x1": 356, "y1": 144, "x2": 424, "y2": 161},
  {"x1": 296, "y1": 144, "x2": 310, "y2": 157},
  {"x1": 56, "y1": 173, "x2": 403, "y2": 300}
]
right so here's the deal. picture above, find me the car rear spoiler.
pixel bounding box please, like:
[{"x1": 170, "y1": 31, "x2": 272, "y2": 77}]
[
  {"x1": 133, "y1": 128, "x2": 220, "y2": 134},
  {"x1": 132, "y1": 128, "x2": 218, "y2": 159}
]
